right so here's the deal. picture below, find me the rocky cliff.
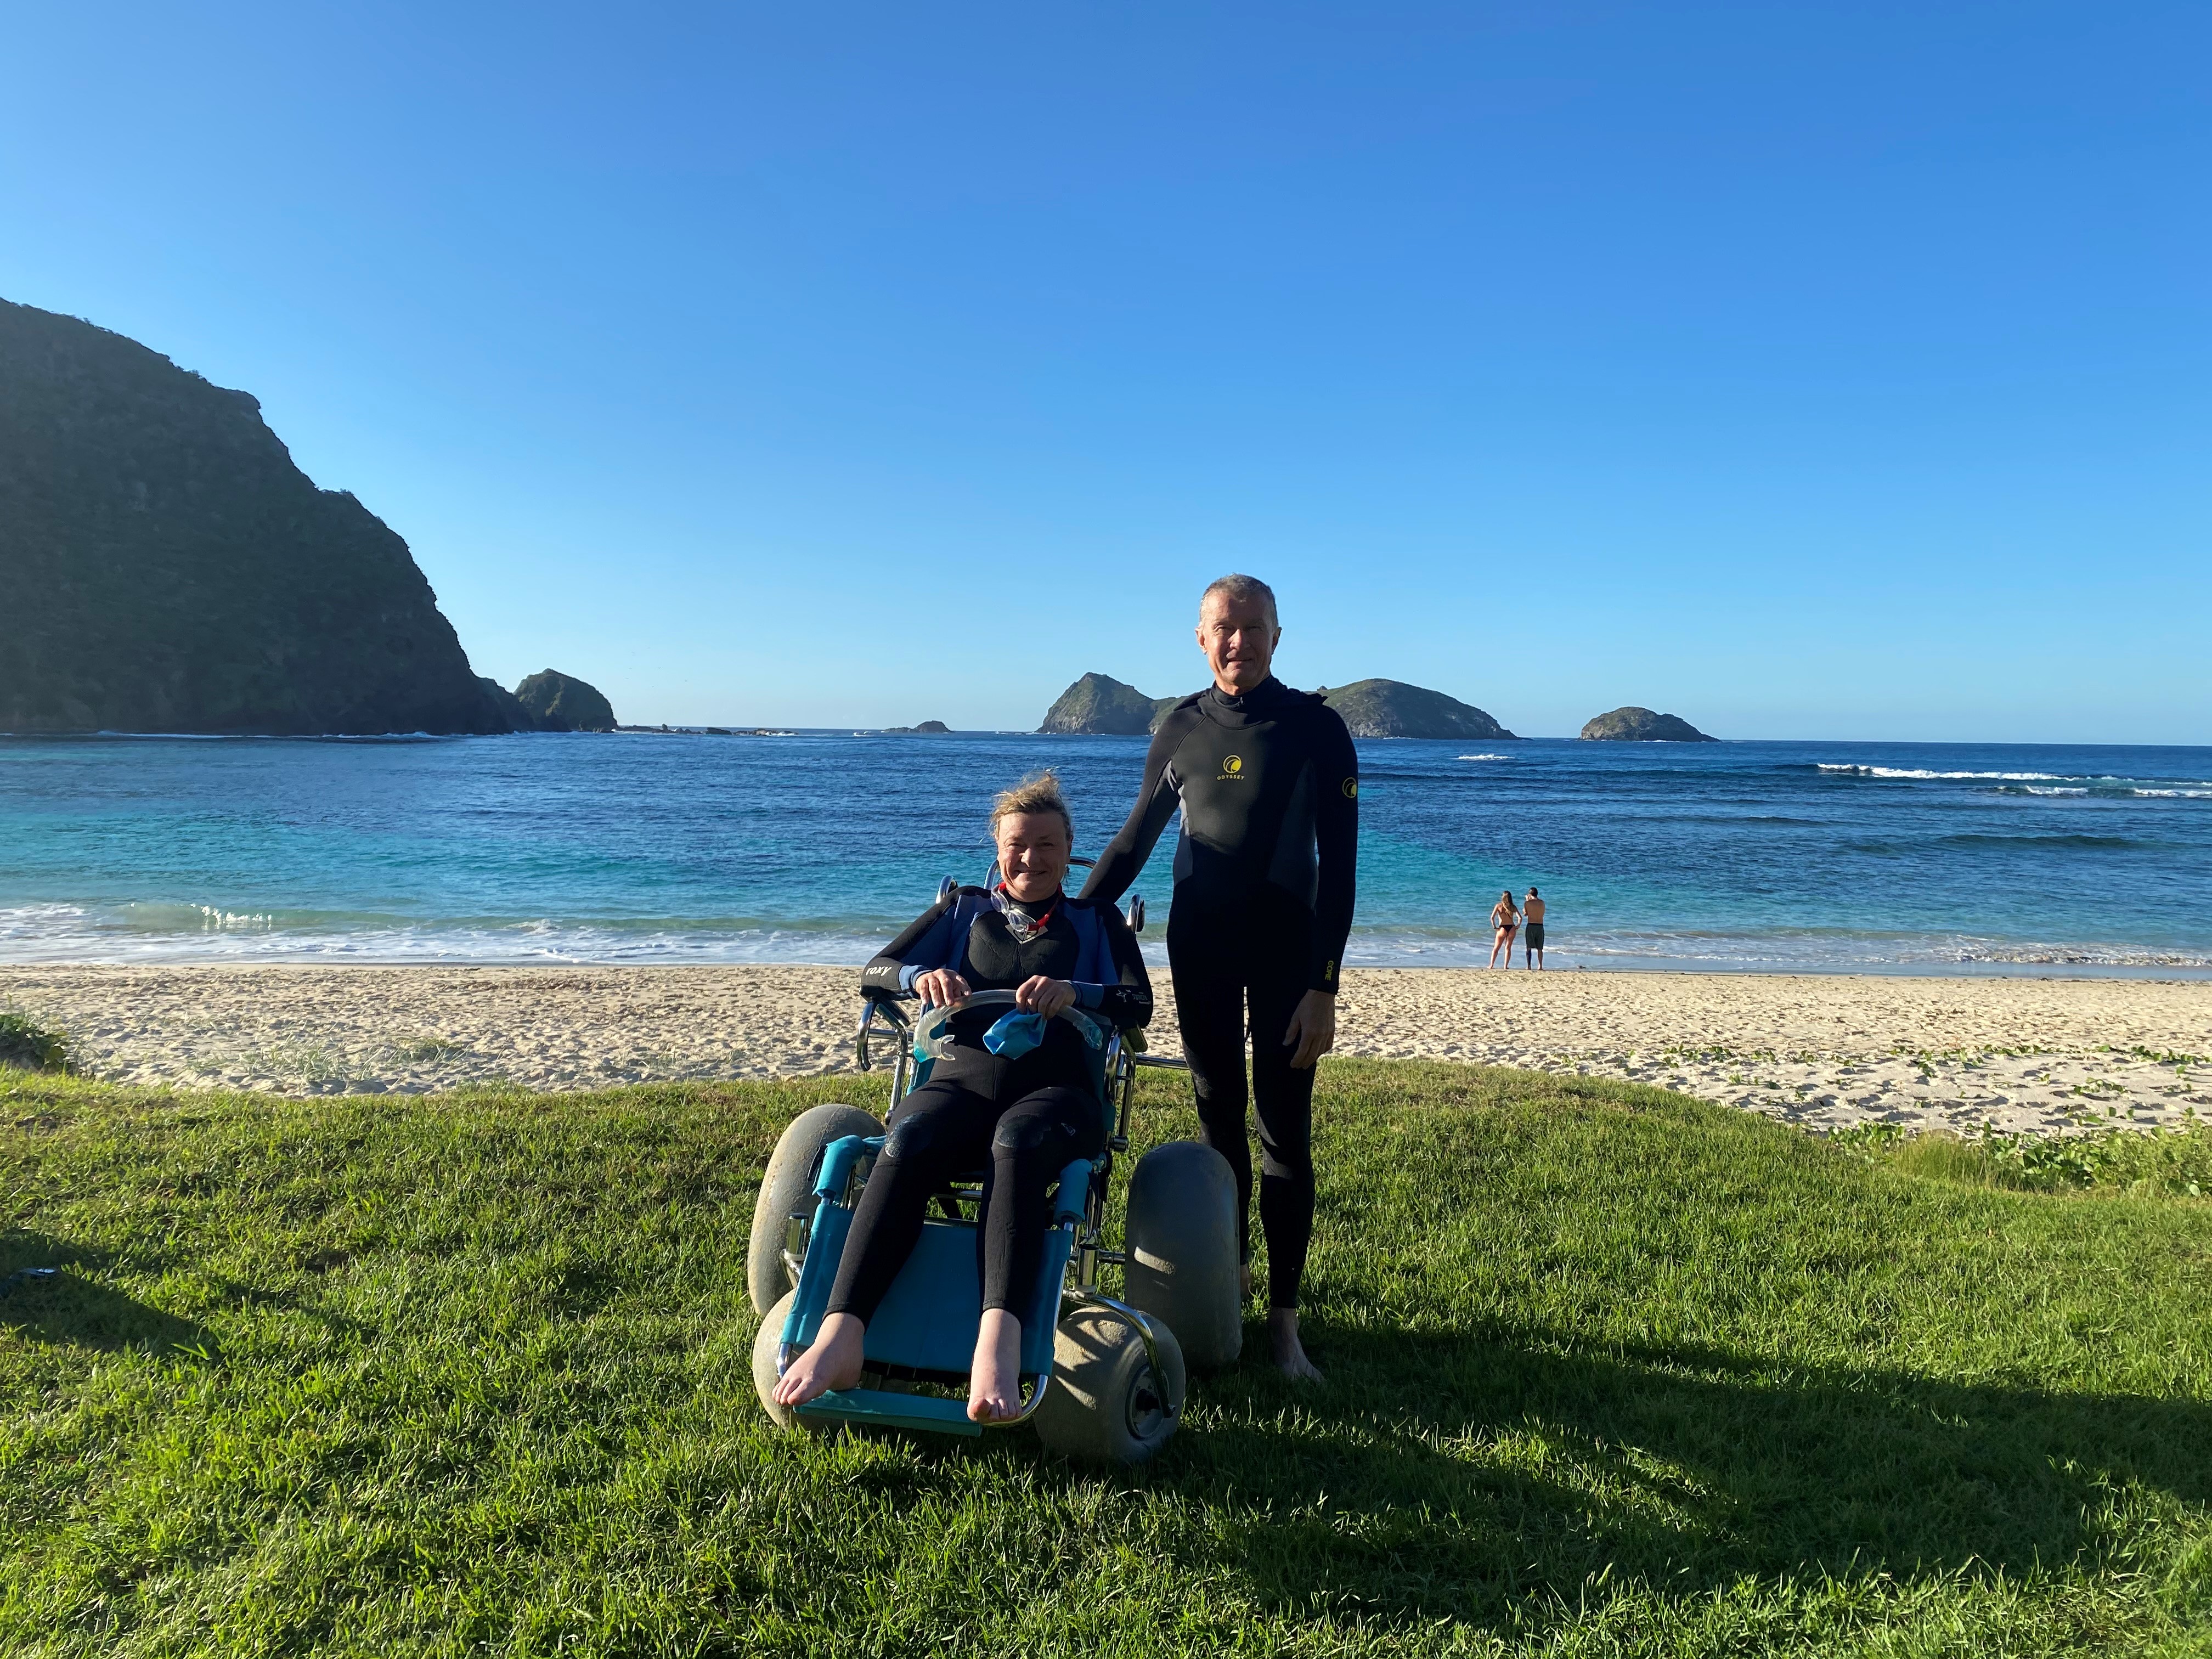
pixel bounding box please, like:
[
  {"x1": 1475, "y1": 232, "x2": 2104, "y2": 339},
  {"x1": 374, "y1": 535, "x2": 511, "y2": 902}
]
[
  {"x1": 0, "y1": 298, "x2": 517, "y2": 735},
  {"x1": 1318, "y1": 679, "x2": 1516, "y2": 740},
  {"x1": 1037, "y1": 673, "x2": 1180, "y2": 735},
  {"x1": 1579, "y1": 707, "x2": 1717, "y2": 742},
  {"x1": 514, "y1": 670, "x2": 617, "y2": 732}
]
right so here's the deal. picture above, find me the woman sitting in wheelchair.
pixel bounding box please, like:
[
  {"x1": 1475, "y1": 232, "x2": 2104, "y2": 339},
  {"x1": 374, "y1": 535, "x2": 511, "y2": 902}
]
[{"x1": 772, "y1": 770, "x2": 1153, "y2": 1423}]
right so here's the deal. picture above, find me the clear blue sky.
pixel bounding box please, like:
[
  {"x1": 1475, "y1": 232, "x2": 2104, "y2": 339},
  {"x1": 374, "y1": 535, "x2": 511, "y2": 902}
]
[{"x1": 4, "y1": 3, "x2": 2205, "y2": 741}]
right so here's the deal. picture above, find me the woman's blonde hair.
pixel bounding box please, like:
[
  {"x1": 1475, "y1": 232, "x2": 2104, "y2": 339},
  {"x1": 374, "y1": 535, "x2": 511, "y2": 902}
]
[{"x1": 991, "y1": 770, "x2": 1074, "y2": 839}]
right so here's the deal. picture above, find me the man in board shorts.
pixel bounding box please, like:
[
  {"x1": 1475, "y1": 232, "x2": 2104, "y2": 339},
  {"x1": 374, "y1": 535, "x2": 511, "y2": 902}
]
[
  {"x1": 1523, "y1": 887, "x2": 1545, "y2": 968},
  {"x1": 1082, "y1": 573, "x2": 1357, "y2": 1381}
]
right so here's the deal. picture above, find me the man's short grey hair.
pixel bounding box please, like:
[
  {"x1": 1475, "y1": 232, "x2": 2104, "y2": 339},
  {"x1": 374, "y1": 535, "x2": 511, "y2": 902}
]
[{"x1": 1199, "y1": 573, "x2": 1279, "y2": 626}]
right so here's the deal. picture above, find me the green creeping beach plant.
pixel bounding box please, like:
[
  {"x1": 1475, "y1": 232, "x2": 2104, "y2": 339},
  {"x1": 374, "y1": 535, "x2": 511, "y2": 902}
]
[
  {"x1": 391, "y1": 1036, "x2": 469, "y2": 1063},
  {"x1": 1832, "y1": 1119, "x2": 2212, "y2": 1198},
  {"x1": 0, "y1": 1009, "x2": 72, "y2": 1074}
]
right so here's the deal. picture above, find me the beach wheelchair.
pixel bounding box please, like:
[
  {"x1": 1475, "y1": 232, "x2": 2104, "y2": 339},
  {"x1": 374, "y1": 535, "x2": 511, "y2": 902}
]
[{"x1": 747, "y1": 861, "x2": 1242, "y2": 1463}]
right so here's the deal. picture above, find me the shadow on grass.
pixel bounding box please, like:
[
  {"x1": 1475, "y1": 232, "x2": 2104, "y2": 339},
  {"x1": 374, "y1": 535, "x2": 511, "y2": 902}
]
[
  {"x1": 0, "y1": 1231, "x2": 212, "y2": 1357},
  {"x1": 1162, "y1": 1324, "x2": 2212, "y2": 1628}
]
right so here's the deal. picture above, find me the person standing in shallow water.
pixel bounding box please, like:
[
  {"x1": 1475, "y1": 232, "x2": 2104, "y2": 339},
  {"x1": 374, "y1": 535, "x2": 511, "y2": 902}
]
[{"x1": 1081, "y1": 574, "x2": 1357, "y2": 1383}]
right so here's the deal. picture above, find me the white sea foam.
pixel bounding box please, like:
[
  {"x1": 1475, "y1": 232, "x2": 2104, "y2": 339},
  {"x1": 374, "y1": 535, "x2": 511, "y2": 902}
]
[
  {"x1": 1820, "y1": 764, "x2": 2212, "y2": 795},
  {"x1": 1818, "y1": 765, "x2": 2068, "y2": 781},
  {"x1": 1457, "y1": 753, "x2": 1511, "y2": 761}
]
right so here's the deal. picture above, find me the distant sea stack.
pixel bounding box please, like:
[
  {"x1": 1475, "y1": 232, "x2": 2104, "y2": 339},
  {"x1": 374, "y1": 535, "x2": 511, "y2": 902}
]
[
  {"x1": 0, "y1": 297, "x2": 518, "y2": 735},
  {"x1": 1317, "y1": 680, "x2": 1516, "y2": 741},
  {"x1": 514, "y1": 670, "x2": 617, "y2": 732},
  {"x1": 1040, "y1": 672, "x2": 1515, "y2": 740},
  {"x1": 1579, "y1": 707, "x2": 1718, "y2": 742},
  {"x1": 1038, "y1": 673, "x2": 1178, "y2": 735},
  {"x1": 885, "y1": 719, "x2": 951, "y2": 734}
]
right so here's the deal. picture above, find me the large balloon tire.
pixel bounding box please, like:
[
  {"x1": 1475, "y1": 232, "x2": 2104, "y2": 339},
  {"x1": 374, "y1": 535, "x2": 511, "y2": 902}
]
[
  {"x1": 747, "y1": 1102, "x2": 883, "y2": 1316},
  {"x1": 1032, "y1": 1306, "x2": 1186, "y2": 1465},
  {"x1": 1122, "y1": 1139, "x2": 1242, "y2": 1372},
  {"x1": 752, "y1": 1290, "x2": 800, "y2": 1427}
]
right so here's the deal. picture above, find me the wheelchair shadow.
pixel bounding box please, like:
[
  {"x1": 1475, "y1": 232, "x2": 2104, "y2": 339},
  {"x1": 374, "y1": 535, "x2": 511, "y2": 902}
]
[
  {"x1": 1166, "y1": 1322, "x2": 2212, "y2": 1628},
  {"x1": 1, "y1": 1231, "x2": 214, "y2": 1358}
]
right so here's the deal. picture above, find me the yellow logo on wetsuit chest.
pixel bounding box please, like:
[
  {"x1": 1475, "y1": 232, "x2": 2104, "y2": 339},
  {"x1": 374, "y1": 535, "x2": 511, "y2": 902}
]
[
  {"x1": 1342, "y1": 777, "x2": 1358, "y2": 799},
  {"x1": 1217, "y1": 754, "x2": 1246, "y2": 781}
]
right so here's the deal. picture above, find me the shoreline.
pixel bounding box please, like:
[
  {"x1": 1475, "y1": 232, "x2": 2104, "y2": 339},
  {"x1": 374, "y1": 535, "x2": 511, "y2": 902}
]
[
  {"x1": 3, "y1": 946, "x2": 2206, "y2": 981},
  {"x1": 5, "y1": 963, "x2": 2208, "y2": 1138}
]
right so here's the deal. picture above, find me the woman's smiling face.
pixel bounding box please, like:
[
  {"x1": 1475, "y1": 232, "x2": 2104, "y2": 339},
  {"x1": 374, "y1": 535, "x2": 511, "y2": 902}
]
[{"x1": 995, "y1": 811, "x2": 1069, "y2": 904}]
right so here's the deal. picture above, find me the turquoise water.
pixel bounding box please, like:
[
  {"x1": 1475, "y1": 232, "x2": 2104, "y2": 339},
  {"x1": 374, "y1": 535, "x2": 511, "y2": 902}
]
[{"x1": 2, "y1": 732, "x2": 2209, "y2": 973}]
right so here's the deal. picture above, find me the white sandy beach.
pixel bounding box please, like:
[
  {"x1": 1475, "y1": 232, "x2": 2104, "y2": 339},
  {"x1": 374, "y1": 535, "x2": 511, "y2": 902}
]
[{"x1": 5, "y1": 964, "x2": 2208, "y2": 1138}]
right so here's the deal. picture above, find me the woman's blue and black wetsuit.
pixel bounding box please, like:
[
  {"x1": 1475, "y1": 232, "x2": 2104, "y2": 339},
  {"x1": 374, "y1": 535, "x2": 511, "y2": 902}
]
[
  {"x1": 827, "y1": 887, "x2": 1153, "y2": 1328},
  {"x1": 1080, "y1": 675, "x2": 1358, "y2": 1311}
]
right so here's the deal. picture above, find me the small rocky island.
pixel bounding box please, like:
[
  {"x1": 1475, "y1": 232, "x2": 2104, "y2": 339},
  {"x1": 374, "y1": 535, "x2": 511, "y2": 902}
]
[
  {"x1": 1580, "y1": 707, "x2": 1717, "y2": 742},
  {"x1": 1039, "y1": 671, "x2": 1515, "y2": 739},
  {"x1": 884, "y1": 720, "x2": 951, "y2": 734},
  {"x1": 510, "y1": 670, "x2": 617, "y2": 731},
  {"x1": 0, "y1": 297, "x2": 595, "y2": 736},
  {"x1": 1317, "y1": 679, "x2": 1515, "y2": 740},
  {"x1": 1037, "y1": 674, "x2": 1178, "y2": 735}
]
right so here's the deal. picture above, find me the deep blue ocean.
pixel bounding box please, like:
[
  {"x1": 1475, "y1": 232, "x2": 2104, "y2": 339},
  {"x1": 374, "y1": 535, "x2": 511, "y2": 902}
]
[{"x1": 2, "y1": 732, "x2": 2208, "y2": 974}]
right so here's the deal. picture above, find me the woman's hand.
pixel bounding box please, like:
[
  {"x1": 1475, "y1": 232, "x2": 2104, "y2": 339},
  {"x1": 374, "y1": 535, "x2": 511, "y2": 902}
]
[
  {"x1": 912, "y1": 968, "x2": 972, "y2": 1009},
  {"x1": 1014, "y1": 976, "x2": 1077, "y2": 1019}
]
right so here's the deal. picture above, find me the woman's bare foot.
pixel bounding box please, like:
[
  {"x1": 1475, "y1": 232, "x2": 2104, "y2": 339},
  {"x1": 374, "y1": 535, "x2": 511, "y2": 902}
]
[
  {"x1": 968, "y1": 1308, "x2": 1026, "y2": 1422},
  {"x1": 771, "y1": 1312, "x2": 867, "y2": 1408},
  {"x1": 1268, "y1": 1307, "x2": 1323, "y2": 1383}
]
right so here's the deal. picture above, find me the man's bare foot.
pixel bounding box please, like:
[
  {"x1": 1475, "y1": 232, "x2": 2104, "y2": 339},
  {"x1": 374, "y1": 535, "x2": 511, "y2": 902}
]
[
  {"x1": 1268, "y1": 1307, "x2": 1324, "y2": 1383},
  {"x1": 968, "y1": 1308, "x2": 1025, "y2": 1422},
  {"x1": 771, "y1": 1312, "x2": 866, "y2": 1408}
]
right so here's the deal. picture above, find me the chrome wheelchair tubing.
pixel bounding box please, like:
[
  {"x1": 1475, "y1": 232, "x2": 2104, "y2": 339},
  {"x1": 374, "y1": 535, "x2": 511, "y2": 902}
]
[
  {"x1": 780, "y1": 1211, "x2": 810, "y2": 1290},
  {"x1": 988, "y1": 1365, "x2": 1057, "y2": 1427},
  {"x1": 854, "y1": 995, "x2": 913, "y2": 1079},
  {"x1": 1062, "y1": 1290, "x2": 1177, "y2": 1418}
]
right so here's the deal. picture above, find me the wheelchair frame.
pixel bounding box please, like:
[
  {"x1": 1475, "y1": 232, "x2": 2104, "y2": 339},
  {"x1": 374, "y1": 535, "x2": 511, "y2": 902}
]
[{"x1": 774, "y1": 857, "x2": 1187, "y2": 1437}]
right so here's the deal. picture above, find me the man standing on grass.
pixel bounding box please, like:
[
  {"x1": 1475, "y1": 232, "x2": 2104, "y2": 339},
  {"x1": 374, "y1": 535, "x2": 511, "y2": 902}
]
[{"x1": 1081, "y1": 574, "x2": 1357, "y2": 1381}]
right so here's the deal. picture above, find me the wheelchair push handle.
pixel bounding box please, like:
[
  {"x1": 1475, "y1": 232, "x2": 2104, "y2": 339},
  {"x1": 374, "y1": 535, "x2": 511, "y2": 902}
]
[{"x1": 907, "y1": 989, "x2": 1107, "y2": 1059}]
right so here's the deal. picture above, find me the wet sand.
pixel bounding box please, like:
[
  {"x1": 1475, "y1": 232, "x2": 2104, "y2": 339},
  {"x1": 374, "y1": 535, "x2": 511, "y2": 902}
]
[{"x1": 4, "y1": 964, "x2": 2207, "y2": 1137}]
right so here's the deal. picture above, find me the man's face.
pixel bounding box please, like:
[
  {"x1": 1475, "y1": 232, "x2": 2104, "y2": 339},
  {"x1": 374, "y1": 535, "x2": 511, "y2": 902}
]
[{"x1": 1196, "y1": 592, "x2": 1280, "y2": 693}]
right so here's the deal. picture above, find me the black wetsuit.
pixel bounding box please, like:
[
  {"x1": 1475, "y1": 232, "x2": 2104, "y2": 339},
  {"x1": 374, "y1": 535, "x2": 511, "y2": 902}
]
[
  {"x1": 1081, "y1": 676, "x2": 1358, "y2": 1309},
  {"x1": 830, "y1": 888, "x2": 1152, "y2": 1326}
]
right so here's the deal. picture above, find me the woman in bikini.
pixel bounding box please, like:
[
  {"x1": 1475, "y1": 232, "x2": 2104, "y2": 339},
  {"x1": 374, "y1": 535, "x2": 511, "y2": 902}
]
[{"x1": 1487, "y1": 889, "x2": 1520, "y2": 968}]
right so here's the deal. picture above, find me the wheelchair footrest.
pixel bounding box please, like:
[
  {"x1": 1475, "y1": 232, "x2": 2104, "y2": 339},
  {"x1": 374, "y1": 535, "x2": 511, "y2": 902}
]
[{"x1": 797, "y1": 1387, "x2": 985, "y2": 1437}]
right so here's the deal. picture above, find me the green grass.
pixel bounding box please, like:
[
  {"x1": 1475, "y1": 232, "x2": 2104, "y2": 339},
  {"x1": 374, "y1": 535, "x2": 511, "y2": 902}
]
[{"x1": 4, "y1": 1060, "x2": 2211, "y2": 1657}]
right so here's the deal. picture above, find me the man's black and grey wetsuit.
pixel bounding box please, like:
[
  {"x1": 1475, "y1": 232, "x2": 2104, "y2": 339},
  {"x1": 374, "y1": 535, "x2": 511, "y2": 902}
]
[{"x1": 1081, "y1": 676, "x2": 1358, "y2": 1309}]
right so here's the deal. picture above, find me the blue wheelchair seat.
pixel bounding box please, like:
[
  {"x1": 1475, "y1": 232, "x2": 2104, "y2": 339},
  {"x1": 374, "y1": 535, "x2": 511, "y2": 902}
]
[{"x1": 779, "y1": 1133, "x2": 1096, "y2": 1435}]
